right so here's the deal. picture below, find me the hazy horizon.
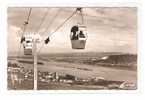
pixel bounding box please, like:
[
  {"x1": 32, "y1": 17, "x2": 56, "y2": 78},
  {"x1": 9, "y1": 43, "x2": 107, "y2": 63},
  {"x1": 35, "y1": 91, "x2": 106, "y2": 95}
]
[{"x1": 8, "y1": 51, "x2": 137, "y2": 57}]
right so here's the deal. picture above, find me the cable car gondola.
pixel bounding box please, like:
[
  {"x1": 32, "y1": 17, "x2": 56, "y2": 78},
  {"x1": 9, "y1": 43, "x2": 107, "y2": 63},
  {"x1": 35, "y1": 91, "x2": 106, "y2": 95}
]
[
  {"x1": 21, "y1": 35, "x2": 33, "y2": 55},
  {"x1": 70, "y1": 8, "x2": 87, "y2": 49},
  {"x1": 70, "y1": 24, "x2": 87, "y2": 49}
]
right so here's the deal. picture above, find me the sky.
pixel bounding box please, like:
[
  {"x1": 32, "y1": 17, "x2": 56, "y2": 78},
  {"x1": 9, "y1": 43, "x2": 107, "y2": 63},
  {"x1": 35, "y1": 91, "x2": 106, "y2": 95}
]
[{"x1": 7, "y1": 7, "x2": 137, "y2": 54}]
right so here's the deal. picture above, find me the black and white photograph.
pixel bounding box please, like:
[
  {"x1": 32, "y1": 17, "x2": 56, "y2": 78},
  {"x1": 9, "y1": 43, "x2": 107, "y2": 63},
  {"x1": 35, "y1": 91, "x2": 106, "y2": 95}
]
[{"x1": 7, "y1": 7, "x2": 137, "y2": 90}]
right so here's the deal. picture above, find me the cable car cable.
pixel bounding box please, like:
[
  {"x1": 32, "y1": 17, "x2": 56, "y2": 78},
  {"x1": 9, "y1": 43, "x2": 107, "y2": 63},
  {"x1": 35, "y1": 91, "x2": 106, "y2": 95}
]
[
  {"x1": 36, "y1": 8, "x2": 61, "y2": 55},
  {"x1": 41, "y1": 8, "x2": 61, "y2": 36},
  {"x1": 20, "y1": 8, "x2": 32, "y2": 43},
  {"x1": 18, "y1": 8, "x2": 32, "y2": 57},
  {"x1": 37, "y1": 8, "x2": 61, "y2": 52},
  {"x1": 46, "y1": 10, "x2": 77, "y2": 38},
  {"x1": 35, "y1": 8, "x2": 50, "y2": 34},
  {"x1": 22, "y1": 8, "x2": 32, "y2": 34},
  {"x1": 37, "y1": 10, "x2": 77, "y2": 54}
]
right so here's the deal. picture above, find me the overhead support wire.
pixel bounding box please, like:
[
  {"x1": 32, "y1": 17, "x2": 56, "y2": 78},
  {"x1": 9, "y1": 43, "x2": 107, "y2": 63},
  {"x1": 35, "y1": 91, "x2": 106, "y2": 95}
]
[
  {"x1": 46, "y1": 9, "x2": 77, "y2": 38},
  {"x1": 18, "y1": 8, "x2": 32, "y2": 58},
  {"x1": 37, "y1": 8, "x2": 61, "y2": 46},
  {"x1": 22, "y1": 8, "x2": 32, "y2": 34},
  {"x1": 20, "y1": 8, "x2": 32, "y2": 44},
  {"x1": 37, "y1": 9, "x2": 77, "y2": 54},
  {"x1": 36, "y1": 8, "x2": 62, "y2": 54},
  {"x1": 35, "y1": 8, "x2": 50, "y2": 33},
  {"x1": 42, "y1": 8, "x2": 61, "y2": 36}
]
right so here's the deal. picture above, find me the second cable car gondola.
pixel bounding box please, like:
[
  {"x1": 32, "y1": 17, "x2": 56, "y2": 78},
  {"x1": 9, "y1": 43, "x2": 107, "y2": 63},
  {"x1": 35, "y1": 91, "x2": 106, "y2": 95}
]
[
  {"x1": 21, "y1": 34, "x2": 33, "y2": 55},
  {"x1": 70, "y1": 24, "x2": 87, "y2": 49}
]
